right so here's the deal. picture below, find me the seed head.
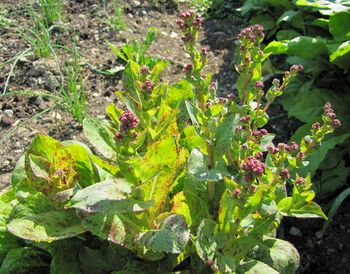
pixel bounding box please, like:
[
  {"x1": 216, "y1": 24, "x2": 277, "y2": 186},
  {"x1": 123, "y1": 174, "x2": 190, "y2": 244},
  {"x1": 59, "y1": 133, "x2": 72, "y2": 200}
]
[{"x1": 119, "y1": 110, "x2": 139, "y2": 131}]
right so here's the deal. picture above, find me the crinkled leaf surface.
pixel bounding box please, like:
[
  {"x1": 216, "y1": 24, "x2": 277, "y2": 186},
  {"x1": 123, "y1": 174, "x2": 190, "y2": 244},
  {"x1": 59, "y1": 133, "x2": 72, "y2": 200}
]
[
  {"x1": 69, "y1": 179, "x2": 153, "y2": 213},
  {"x1": 188, "y1": 149, "x2": 229, "y2": 181},
  {"x1": 295, "y1": 0, "x2": 350, "y2": 15},
  {"x1": 237, "y1": 259, "x2": 279, "y2": 274},
  {"x1": 0, "y1": 247, "x2": 49, "y2": 274},
  {"x1": 7, "y1": 211, "x2": 85, "y2": 242},
  {"x1": 137, "y1": 214, "x2": 190, "y2": 254},
  {"x1": 251, "y1": 237, "x2": 300, "y2": 274}
]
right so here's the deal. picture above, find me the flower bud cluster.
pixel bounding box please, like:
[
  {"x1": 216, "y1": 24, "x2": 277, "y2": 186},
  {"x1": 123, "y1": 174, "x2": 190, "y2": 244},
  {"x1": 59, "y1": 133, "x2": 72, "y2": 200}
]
[
  {"x1": 252, "y1": 129, "x2": 268, "y2": 138},
  {"x1": 323, "y1": 102, "x2": 341, "y2": 128},
  {"x1": 140, "y1": 65, "x2": 150, "y2": 75},
  {"x1": 237, "y1": 24, "x2": 264, "y2": 44},
  {"x1": 140, "y1": 79, "x2": 155, "y2": 92},
  {"x1": 241, "y1": 156, "x2": 265, "y2": 177},
  {"x1": 176, "y1": 10, "x2": 203, "y2": 44},
  {"x1": 119, "y1": 110, "x2": 139, "y2": 131}
]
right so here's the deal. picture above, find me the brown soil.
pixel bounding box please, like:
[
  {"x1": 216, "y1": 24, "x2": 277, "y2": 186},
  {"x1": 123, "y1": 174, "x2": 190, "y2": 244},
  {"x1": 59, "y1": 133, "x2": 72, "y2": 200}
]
[{"x1": 0, "y1": 1, "x2": 349, "y2": 274}]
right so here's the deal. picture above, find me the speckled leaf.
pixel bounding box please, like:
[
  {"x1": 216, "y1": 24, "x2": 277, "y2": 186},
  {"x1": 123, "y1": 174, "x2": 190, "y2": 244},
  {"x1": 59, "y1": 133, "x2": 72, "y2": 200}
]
[
  {"x1": 69, "y1": 179, "x2": 153, "y2": 213},
  {"x1": 237, "y1": 259, "x2": 279, "y2": 274},
  {"x1": 7, "y1": 211, "x2": 85, "y2": 242},
  {"x1": 81, "y1": 213, "x2": 126, "y2": 244},
  {"x1": 137, "y1": 215, "x2": 190, "y2": 254},
  {"x1": 251, "y1": 237, "x2": 300, "y2": 274}
]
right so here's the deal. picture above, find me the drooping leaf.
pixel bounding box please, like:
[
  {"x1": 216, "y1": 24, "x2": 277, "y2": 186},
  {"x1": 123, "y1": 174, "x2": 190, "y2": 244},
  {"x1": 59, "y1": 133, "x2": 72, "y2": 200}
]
[
  {"x1": 137, "y1": 215, "x2": 190, "y2": 254},
  {"x1": 7, "y1": 211, "x2": 85, "y2": 242},
  {"x1": 0, "y1": 247, "x2": 49, "y2": 274},
  {"x1": 69, "y1": 179, "x2": 153, "y2": 214},
  {"x1": 329, "y1": 12, "x2": 350, "y2": 42},
  {"x1": 250, "y1": 237, "x2": 300, "y2": 274},
  {"x1": 214, "y1": 114, "x2": 239, "y2": 158},
  {"x1": 329, "y1": 41, "x2": 350, "y2": 69},
  {"x1": 83, "y1": 118, "x2": 117, "y2": 160},
  {"x1": 237, "y1": 259, "x2": 280, "y2": 274}
]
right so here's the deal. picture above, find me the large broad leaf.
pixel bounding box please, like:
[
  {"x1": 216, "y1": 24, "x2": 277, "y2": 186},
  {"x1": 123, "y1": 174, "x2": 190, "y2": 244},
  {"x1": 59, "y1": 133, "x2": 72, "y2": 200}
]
[
  {"x1": 195, "y1": 219, "x2": 217, "y2": 263},
  {"x1": 166, "y1": 80, "x2": 193, "y2": 108},
  {"x1": 329, "y1": 12, "x2": 350, "y2": 42},
  {"x1": 265, "y1": 37, "x2": 328, "y2": 59},
  {"x1": 0, "y1": 247, "x2": 49, "y2": 274},
  {"x1": 188, "y1": 149, "x2": 229, "y2": 181},
  {"x1": 237, "y1": 259, "x2": 279, "y2": 274},
  {"x1": 250, "y1": 237, "x2": 300, "y2": 274},
  {"x1": 133, "y1": 134, "x2": 187, "y2": 218},
  {"x1": 329, "y1": 41, "x2": 350, "y2": 69},
  {"x1": 83, "y1": 118, "x2": 117, "y2": 160},
  {"x1": 295, "y1": 0, "x2": 350, "y2": 15},
  {"x1": 50, "y1": 239, "x2": 84, "y2": 274},
  {"x1": 7, "y1": 211, "x2": 85, "y2": 242},
  {"x1": 81, "y1": 213, "x2": 126, "y2": 244},
  {"x1": 69, "y1": 179, "x2": 153, "y2": 214},
  {"x1": 137, "y1": 215, "x2": 190, "y2": 254}
]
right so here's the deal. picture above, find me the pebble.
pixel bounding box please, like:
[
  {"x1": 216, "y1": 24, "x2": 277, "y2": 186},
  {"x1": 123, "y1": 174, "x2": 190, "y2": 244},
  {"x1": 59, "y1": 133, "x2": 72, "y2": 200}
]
[
  {"x1": 97, "y1": 115, "x2": 105, "y2": 119},
  {"x1": 35, "y1": 96, "x2": 44, "y2": 106},
  {"x1": 3, "y1": 109, "x2": 14, "y2": 117},
  {"x1": 2, "y1": 160, "x2": 10, "y2": 167},
  {"x1": 289, "y1": 226, "x2": 302, "y2": 237},
  {"x1": 1, "y1": 116, "x2": 14, "y2": 126},
  {"x1": 131, "y1": 0, "x2": 141, "y2": 7},
  {"x1": 170, "y1": 31, "x2": 178, "y2": 39},
  {"x1": 92, "y1": 92, "x2": 100, "y2": 98}
]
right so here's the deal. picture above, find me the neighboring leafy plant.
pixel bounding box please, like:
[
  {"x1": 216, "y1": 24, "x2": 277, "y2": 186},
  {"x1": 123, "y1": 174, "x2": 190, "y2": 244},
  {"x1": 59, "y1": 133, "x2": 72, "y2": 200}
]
[
  {"x1": 38, "y1": 0, "x2": 63, "y2": 26},
  {"x1": 104, "y1": 0, "x2": 125, "y2": 32},
  {"x1": 239, "y1": 0, "x2": 350, "y2": 198},
  {"x1": 0, "y1": 11, "x2": 341, "y2": 273}
]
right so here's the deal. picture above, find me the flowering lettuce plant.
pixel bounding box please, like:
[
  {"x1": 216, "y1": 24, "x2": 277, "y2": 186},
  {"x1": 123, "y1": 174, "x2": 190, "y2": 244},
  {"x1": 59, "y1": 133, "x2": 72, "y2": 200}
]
[{"x1": 0, "y1": 11, "x2": 340, "y2": 274}]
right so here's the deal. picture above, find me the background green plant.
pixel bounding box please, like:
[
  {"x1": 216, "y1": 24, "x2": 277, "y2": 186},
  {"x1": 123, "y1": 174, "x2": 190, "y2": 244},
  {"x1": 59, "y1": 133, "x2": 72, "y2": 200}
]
[
  {"x1": 239, "y1": 0, "x2": 350, "y2": 199},
  {"x1": 38, "y1": 0, "x2": 63, "y2": 26}
]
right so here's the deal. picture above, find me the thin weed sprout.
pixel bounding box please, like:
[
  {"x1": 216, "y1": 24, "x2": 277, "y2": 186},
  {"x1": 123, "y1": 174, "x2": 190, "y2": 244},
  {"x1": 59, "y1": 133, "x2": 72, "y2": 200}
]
[
  {"x1": 38, "y1": 0, "x2": 63, "y2": 26},
  {"x1": 59, "y1": 44, "x2": 88, "y2": 124},
  {"x1": 104, "y1": 0, "x2": 125, "y2": 31},
  {"x1": 21, "y1": 11, "x2": 53, "y2": 58}
]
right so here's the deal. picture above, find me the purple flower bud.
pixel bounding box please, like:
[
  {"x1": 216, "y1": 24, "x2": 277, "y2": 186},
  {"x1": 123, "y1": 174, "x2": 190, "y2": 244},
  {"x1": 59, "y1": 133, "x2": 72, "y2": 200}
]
[
  {"x1": 290, "y1": 141, "x2": 299, "y2": 151},
  {"x1": 235, "y1": 125, "x2": 243, "y2": 132},
  {"x1": 259, "y1": 129, "x2": 268, "y2": 135},
  {"x1": 290, "y1": 64, "x2": 303, "y2": 72},
  {"x1": 255, "y1": 81, "x2": 264, "y2": 89},
  {"x1": 252, "y1": 130, "x2": 260, "y2": 137},
  {"x1": 141, "y1": 79, "x2": 155, "y2": 92},
  {"x1": 297, "y1": 151, "x2": 305, "y2": 159},
  {"x1": 242, "y1": 156, "x2": 265, "y2": 176},
  {"x1": 217, "y1": 97, "x2": 227, "y2": 105},
  {"x1": 119, "y1": 110, "x2": 139, "y2": 131},
  {"x1": 295, "y1": 177, "x2": 305, "y2": 186},
  {"x1": 239, "y1": 45, "x2": 246, "y2": 51},
  {"x1": 176, "y1": 19, "x2": 185, "y2": 29},
  {"x1": 181, "y1": 33, "x2": 194, "y2": 42},
  {"x1": 227, "y1": 93, "x2": 236, "y2": 101},
  {"x1": 140, "y1": 65, "x2": 150, "y2": 75},
  {"x1": 239, "y1": 115, "x2": 251, "y2": 123},
  {"x1": 244, "y1": 175, "x2": 254, "y2": 183},
  {"x1": 183, "y1": 63, "x2": 193, "y2": 74},
  {"x1": 255, "y1": 152, "x2": 263, "y2": 159},
  {"x1": 312, "y1": 122, "x2": 320, "y2": 130},
  {"x1": 115, "y1": 131, "x2": 122, "y2": 140},
  {"x1": 200, "y1": 47, "x2": 209, "y2": 57},
  {"x1": 332, "y1": 119, "x2": 341, "y2": 128},
  {"x1": 281, "y1": 168, "x2": 290, "y2": 179},
  {"x1": 232, "y1": 188, "x2": 241, "y2": 198},
  {"x1": 250, "y1": 184, "x2": 257, "y2": 193},
  {"x1": 272, "y1": 78, "x2": 280, "y2": 87},
  {"x1": 326, "y1": 112, "x2": 336, "y2": 119},
  {"x1": 192, "y1": 17, "x2": 203, "y2": 28},
  {"x1": 206, "y1": 100, "x2": 213, "y2": 109},
  {"x1": 284, "y1": 71, "x2": 290, "y2": 78}
]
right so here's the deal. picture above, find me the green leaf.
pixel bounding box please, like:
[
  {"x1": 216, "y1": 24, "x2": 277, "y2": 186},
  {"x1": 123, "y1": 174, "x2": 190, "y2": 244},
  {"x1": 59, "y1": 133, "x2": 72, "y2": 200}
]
[
  {"x1": 69, "y1": 179, "x2": 153, "y2": 213},
  {"x1": 329, "y1": 41, "x2": 350, "y2": 69},
  {"x1": 265, "y1": 37, "x2": 328, "y2": 59},
  {"x1": 249, "y1": 14, "x2": 276, "y2": 31},
  {"x1": 137, "y1": 215, "x2": 190, "y2": 254},
  {"x1": 166, "y1": 80, "x2": 193, "y2": 108},
  {"x1": 83, "y1": 118, "x2": 117, "y2": 160},
  {"x1": 251, "y1": 237, "x2": 300, "y2": 274},
  {"x1": 81, "y1": 213, "x2": 126, "y2": 244},
  {"x1": 276, "y1": 10, "x2": 299, "y2": 26},
  {"x1": 329, "y1": 12, "x2": 350, "y2": 42},
  {"x1": 215, "y1": 114, "x2": 239, "y2": 158},
  {"x1": 276, "y1": 30, "x2": 301, "y2": 41},
  {"x1": 0, "y1": 247, "x2": 49, "y2": 274},
  {"x1": 7, "y1": 211, "x2": 85, "y2": 242},
  {"x1": 237, "y1": 259, "x2": 279, "y2": 274},
  {"x1": 185, "y1": 100, "x2": 202, "y2": 128},
  {"x1": 188, "y1": 149, "x2": 229, "y2": 181},
  {"x1": 50, "y1": 239, "x2": 84, "y2": 274},
  {"x1": 278, "y1": 197, "x2": 327, "y2": 218},
  {"x1": 195, "y1": 219, "x2": 217, "y2": 263},
  {"x1": 295, "y1": 0, "x2": 350, "y2": 15}
]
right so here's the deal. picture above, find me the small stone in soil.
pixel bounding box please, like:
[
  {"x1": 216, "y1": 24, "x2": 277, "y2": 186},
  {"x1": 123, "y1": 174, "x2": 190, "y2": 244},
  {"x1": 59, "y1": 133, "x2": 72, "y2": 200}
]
[
  {"x1": 1, "y1": 116, "x2": 14, "y2": 126},
  {"x1": 289, "y1": 226, "x2": 302, "y2": 237},
  {"x1": 3, "y1": 109, "x2": 14, "y2": 117}
]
